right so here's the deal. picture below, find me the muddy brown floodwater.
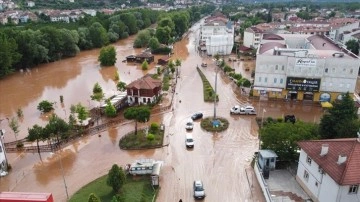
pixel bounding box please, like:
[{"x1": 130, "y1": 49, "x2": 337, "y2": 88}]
[{"x1": 0, "y1": 19, "x2": 351, "y2": 202}]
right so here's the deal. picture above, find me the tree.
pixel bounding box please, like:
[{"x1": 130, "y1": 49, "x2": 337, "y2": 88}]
[
  {"x1": 27, "y1": 124, "x2": 45, "y2": 155},
  {"x1": 133, "y1": 29, "x2": 151, "y2": 48},
  {"x1": 89, "y1": 22, "x2": 109, "y2": 48},
  {"x1": 37, "y1": 100, "x2": 54, "y2": 113},
  {"x1": 45, "y1": 114, "x2": 69, "y2": 144},
  {"x1": 120, "y1": 13, "x2": 138, "y2": 35},
  {"x1": 175, "y1": 59, "x2": 181, "y2": 67},
  {"x1": 8, "y1": 117, "x2": 19, "y2": 141},
  {"x1": 158, "y1": 17, "x2": 175, "y2": 36},
  {"x1": 75, "y1": 103, "x2": 89, "y2": 125},
  {"x1": 345, "y1": 39, "x2": 359, "y2": 56},
  {"x1": 0, "y1": 32, "x2": 21, "y2": 77},
  {"x1": 260, "y1": 121, "x2": 318, "y2": 162},
  {"x1": 141, "y1": 60, "x2": 149, "y2": 70},
  {"x1": 91, "y1": 82, "x2": 105, "y2": 103},
  {"x1": 98, "y1": 45, "x2": 117, "y2": 66},
  {"x1": 88, "y1": 193, "x2": 101, "y2": 202},
  {"x1": 124, "y1": 106, "x2": 151, "y2": 135},
  {"x1": 107, "y1": 164, "x2": 126, "y2": 193},
  {"x1": 319, "y1": 92, "x2": 359, "y2": 139},
  {"x1": 117, "y1": 81, "x2": 127, "y2": 92},
  {"x1": 155, "y1": 26, "x2": 172, "y2": 44},
  {"x1": 104, "y1": 100, "x2": 117, "y2": 117},
  {"x1": 172, "y1": 13, "x2": 189, "y2": 37},
  {"x1": 148, "y1": 37, "x2": 160, "y2": 51}
]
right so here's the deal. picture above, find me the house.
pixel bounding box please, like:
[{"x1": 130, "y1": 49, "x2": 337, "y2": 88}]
[
  {"x1": 126, "y1": 74, "x2": 161, "y2": 105},
  {"x1": 297, "y1": 138, "x2": 360, "y2": 202},
  {"x1": 126, "y1": 55, "x2": 136, "y2": 62},
  {"x1": 157, "y1": 56, "x2": 170, "y2": 65},
  {"x1": 135, "y1": 52, "x2": 154, "y2": 63}
]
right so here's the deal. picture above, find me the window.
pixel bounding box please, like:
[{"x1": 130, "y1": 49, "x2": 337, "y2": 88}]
[
  {"x1": 349, "y1": 185, "x2": 359, "y2": 194},
  {"x1": 303, "y1": 170, "x2": 309, "y2": 181},
  {"x1": 282, "y1": 65, "x2": 285, "y2": 70},
  {"x1": 306, "y1": 156, "x2": 312, "y2": 165},
  {"x1": 275, "y1": 65, "x2": 278, "y2": 70},
  {"x1": 315, "y1": 182, "x2": 318, "y2": 187},
  {"x1": 325, "y1": 68, "x2": 328, "y2": 73},
  {"x1": 274, "y1": 78, "x2": 277, "y2": 83},
  {"x1": 265, "y1": 78, "x2": 268, "y2": 83},
  {"x1": 259, "y1": 77, "x2": 262, "y2": 82},
  {"x1": 280, "y1": 79, "x2": 283, "y2": 84}
]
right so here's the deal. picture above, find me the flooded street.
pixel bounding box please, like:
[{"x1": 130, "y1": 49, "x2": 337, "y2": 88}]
[{"x1": 0, "y1": 20, "x2": 328, "y2": 202}]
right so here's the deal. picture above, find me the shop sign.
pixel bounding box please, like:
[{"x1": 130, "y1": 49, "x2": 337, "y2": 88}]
[
  {"x1": 295, "y1": 58, "x2": 317, "y2": 68},
  {"x1": 286, "y1": 77, "x2": 320, "y2": 92}
]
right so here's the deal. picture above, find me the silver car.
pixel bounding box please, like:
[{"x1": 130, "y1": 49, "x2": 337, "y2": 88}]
[{"x1": 193, "y1": 180, "x2": 205, "y2": 199}]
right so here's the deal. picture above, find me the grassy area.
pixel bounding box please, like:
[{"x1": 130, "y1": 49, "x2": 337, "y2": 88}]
[
  {"x1": 196, "y1": 67, "x2": 219, "y2": 102},
  {"x1": 162, "y1": 75, "x2": 170, "y2": 91},
  {"x1": 200, "y1": 117, "x2": 229, "y2": 132},
  {"x1": 119, "y1": 126, "x2": 164, "y2": 149},
  {"x1": 70, "y1": 175, "x2": 157, "y2": 202}
]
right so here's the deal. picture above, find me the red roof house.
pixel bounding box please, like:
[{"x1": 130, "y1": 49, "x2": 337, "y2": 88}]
[{"x1": 126, "y1": 74, "x2": 162, "y2": 105}]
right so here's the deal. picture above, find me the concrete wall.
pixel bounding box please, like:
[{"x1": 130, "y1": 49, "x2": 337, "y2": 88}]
[
  {"x1": 254, "y1": 162, "x2": 273, "y2": 202},
  {"x1": 243, "y1": 30, "x2": 254, "y2": 48}
]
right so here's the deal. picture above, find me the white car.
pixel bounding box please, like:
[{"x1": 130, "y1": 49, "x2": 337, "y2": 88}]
[
  {"x1": 185, "y1": 134, "x2": 194, "y2": 148},
  {"x1": 185, "y1": 119, "x2": 194, "y2": 130},
  {"x1": 230, "y1": 105, "x2": 256, "y2": 115},
  {"x1": 193, "y1": 180, "x2": 205, "y2": 199}
]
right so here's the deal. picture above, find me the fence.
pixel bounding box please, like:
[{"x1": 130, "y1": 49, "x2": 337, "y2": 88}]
[{"x1": 254, "y1": 161, "x2": 273, "y2": 202}]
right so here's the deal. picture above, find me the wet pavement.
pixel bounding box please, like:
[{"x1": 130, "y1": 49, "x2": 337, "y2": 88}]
[{"x1": 0, "y1": 20, "x2": 329, "y2": 202}]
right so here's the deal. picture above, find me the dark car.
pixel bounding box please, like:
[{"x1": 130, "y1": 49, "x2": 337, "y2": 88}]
[{"x1": 191, "y1": 112, "x2": 203, "y2": 120}]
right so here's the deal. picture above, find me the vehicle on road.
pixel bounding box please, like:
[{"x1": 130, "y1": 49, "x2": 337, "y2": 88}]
[
  {"x1": 191, "y1": 112, "x2": 203, "y2": 120},
  {"x1": 193, "y1": 180, "x2": 205, "y2": 199},
  {"x1": 230, "y1": 105, "x2": 256, "y2": 115},
  {"x1": 127, "y1": 159, "x2": 163, "y2": 175},
  {"x1": 185, "y1": 119, "x2": 194, "y2": 130},
  {"x1": 201, "y1": 63, "x2": 207, "y2": 67},
  {"x1": 185, "y1": 134, "x2": 194, "y2": 148}
]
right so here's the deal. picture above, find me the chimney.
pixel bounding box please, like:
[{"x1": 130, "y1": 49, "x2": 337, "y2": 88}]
[
  {"x1": 337, "y1": 155, "x2": 347, "y2": 165},
  {"x1": 320, "y1": 144, "x2": 329, "y2": 156}
]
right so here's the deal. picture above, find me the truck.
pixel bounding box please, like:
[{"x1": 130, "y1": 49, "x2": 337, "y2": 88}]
[{"x1": 230, "y1": 105, "x2": 257, "y2": 115}]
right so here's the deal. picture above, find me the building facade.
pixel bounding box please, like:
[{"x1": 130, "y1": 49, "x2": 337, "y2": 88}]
[
  {"x1": 126, "y1": 75, "x2": 162, "y2": 105},
  {"x1": 0, "y1": 129, "x2": 8, "y2": 175},
  {"x1": 243, "y1": 27, "x2": 263, "y2": 49},
  {"x1": 297, "y1": 138, "x2": 360, "y2": 202},
  {"x1": 253, "y1": 34, "x2": 360, "y2": 102}
]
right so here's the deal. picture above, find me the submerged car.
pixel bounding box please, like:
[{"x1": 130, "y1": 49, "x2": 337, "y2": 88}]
[
  {"x1": 191, "y1": 112, "x2": 203, "y2": 120},
  {"x1": 193, "y1": 180, "x2": 205, "y2": 199}
]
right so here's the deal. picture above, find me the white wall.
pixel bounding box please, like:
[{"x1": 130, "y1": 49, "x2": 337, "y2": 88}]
[
  {"x1": 335, "y1": 185, "x2": 360, "y2": 202},
  {"x1": 243, "y1": 29, "x2": 254, "y2": 48}
]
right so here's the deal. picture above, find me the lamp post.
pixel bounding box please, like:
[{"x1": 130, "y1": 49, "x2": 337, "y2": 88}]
[
  {"x1": 259, "y1": 108, "x2": 266, "y2": 150},
  {"x1": 52, "y1": 151, "x2": 69, "y2": 200}
]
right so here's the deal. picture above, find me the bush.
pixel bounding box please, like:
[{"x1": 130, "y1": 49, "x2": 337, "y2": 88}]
[
  {"x1": 151, "y1": 47, "x2": 172, "y2": 54},
  {"x1": 37, "y1": 100, "x2": 54, "y2": 113},
  {"x1": 197, "y1": 67, "x2": 219, "y2": 102},
  {"x1": 147, "y1": 134, "x2": 155, "y2": 141},
  {"x1": 150, "y1": 123, "x2": 159, "y2": 133},
  {"x1": 16, "y1": 142, "x2": 24, "y2": 148}
]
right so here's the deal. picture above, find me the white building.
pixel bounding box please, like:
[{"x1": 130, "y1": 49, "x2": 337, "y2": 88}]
[
  {"x1": 253, "y1": 33, "x2": 360, "y2": 102},
  {"x1": 297, "y1": 138, "x2": 360, "y2": 202},
  {"x1": 0, "y1": 129, "x2": 8, "y2": 175},
  {"x1": 200, "y1": 20, "x2": 234, "y2": 55},
  {"x1": 243, "y1": 26, "x2": 264, "y2": 49},
  {"x1": 329, "y1": 21, "x2": 360, "y2": 47}
]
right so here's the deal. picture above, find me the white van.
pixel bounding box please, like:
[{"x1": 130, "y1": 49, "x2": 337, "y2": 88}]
[
  {"x1": 185, "y1": 134, "x2": 194, "y2": 148},
  {"x1": 185, "y1": 119, "x2": 194, "y2": 130}
]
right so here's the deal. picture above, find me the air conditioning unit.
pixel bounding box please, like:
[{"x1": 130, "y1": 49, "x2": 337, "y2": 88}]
[{"x1": 318, "y1": 167, "x2": 324, "y2": 174}]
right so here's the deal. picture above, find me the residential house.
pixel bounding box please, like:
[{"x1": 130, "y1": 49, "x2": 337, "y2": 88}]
[
  {"x1": 135, "y1": 52, "x2": 154, "y2": 63},
  {"x1": 157, "y1": 56, "x2": 170, "y2": 65},
  {"x1": 297, "y1": 138, "x2": 360, "y2": 202},
  {"x1": 329, "y1": 21, "x2": 360, "y2": 47},
  {"x1": 243, "y1": 27, "x2": 264, "y2": 49},
  {"x1": 126, "y1": 74, "x2": 162, "y2": 105}
]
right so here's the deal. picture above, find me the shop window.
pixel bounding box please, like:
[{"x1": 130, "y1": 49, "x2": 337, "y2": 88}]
[
  {"x1": 275, "y1": 65, "x2": 278, "y2": 70},
  {"x1": 325, "y1": 68, "x2": 328, "y2": 73},
  {"x1": 274, "y1": 78, "x2": 277, "y2": 83},
  {"x1": 280, "y1": 79, "x2": 283, "y2": 84},
  {"x1": 349, "y1": 185, "x2": 359, "y2": 194}
]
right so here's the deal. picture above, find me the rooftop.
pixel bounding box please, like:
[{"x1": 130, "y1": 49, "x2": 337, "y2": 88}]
[{"x1": 298, "y1": 138, "x2": 360, "y2": 185}]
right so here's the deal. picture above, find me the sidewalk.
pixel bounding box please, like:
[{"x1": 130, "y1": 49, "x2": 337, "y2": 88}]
[{"x1": 245, "y1": 166, "x2": 266, "y2": 202}]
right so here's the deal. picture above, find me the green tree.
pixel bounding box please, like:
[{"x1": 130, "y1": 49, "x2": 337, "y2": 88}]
[
  {"x1": 104, "y1": 100, "x2": 117, "y2": 117},
  {"x1": 45, "y1": 114, "x2": 69, "y2": 144},
  {"x1": 117, "y1": 81, "x2": 127, "y2": 92},
  {"x1": 148, "y1": 37, "x2": 160, "y2": 51},
  {"x1": 124, "y1": 106, "x2": 151, "y2": 135},
  {"x1": 345, "y1": 39, "x2": 359, "y2": 56},
  {"x1": 319, "y1": 92, "x2": 359, "y2": 139},
  {"x1": 37, "y1": 100, "x2": 54, "y2": 113},
  {"x1": 172, "y1": 12, "x2": 189, "y2": 37},
  {"x1": 120, "y1": 13, "x2": 138, "y2": 35},
  {"x1": 59, "y1": 29, "x2": 80, "y2": 57},
  {"x1": 157, "y1": 17, "x2": 175, "y2": 36},
  {"x1": 88, "y1": 193, "x2": 101, "y2": 202},
  {"x1": 75, "y1": 103, "x2": 89, "y2": 125},
  {"x1": 40, "y1": 26, "x2": 63, "y2": 61},
  {"x1": 91, "y1": 82, "x2": 105, "y2": 103},
  {"x1": 133, "y1": 29, "x2": 151, "y2": 48},
  {"x1": 8, "y1": 117, "x2": 20, "y2": 141},
  {"x1": 0, "y1": 32, "x2": 21, "y2": 77},
  {"x1": 78, "y1": 27, "x2": 93, "y2": 50},
  {"x1": 27, "y1": 124, "x2": 45, "y2": 155},
  {"x1": 107, "y1": 164, "x2": 126, "y2": 193},
  {"x1": 141, "y1": 60, "x2": 149, "y2": 70},
  {"x1": 260, "y1": 121, "x2": 318, "y2": 162},
  {"x1": 155, "y1": 26, "x2": 172, "y2": 44},
  {"x1": 89, "y1": 22, "x2": 109, "y2": 48},
  {"x1": 98, "y1": 45, "x2": 117, "y2": 66},
  {"x1": 175, "y1": 59, "x2": 182, "y2": 67}
]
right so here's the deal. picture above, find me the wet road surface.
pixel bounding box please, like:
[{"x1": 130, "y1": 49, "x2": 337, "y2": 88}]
[{"x1": 0, "y1": 20, "x2": 328, "y2": 201}]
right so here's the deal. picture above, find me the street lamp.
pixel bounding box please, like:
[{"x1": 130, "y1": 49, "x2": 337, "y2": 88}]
[
  {"x1": 51, "y1": 151, "x2": 69, "y2": 200},
  {"x1": 259, "y1": 108, "x2": 266, "y2": 150}
]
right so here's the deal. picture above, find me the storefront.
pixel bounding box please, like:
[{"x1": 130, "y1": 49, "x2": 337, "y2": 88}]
[{"x1": 285, "y1": 77, "x2": 321, "y2": 101}]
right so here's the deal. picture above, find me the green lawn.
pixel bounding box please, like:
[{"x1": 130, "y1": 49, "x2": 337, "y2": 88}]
[
  {"x1": 70, "y1": 175, "x2": 157, "y2": 202},
  {"x1": 119, "y1": 129, "x2": 164, "y2": 149}
]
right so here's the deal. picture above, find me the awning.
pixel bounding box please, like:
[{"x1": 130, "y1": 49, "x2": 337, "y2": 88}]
[
  {"x1": 253, "y1": 86, "x2": 283, "y2": 92},
  {"x1": 321, "y1": 101, "x2": 333, "y2": 108}
]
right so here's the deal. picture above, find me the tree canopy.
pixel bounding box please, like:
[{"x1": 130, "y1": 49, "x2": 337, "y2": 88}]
[
  {"x1": 98, "y1": 45, "x2": 117, "y2": 66},
  {"x1": 124, "y1": 106, "x2": 150, "y2": 135},
  {"x1": 345, "y1": 39, "x2": 360, "y2": 56},
  {"x1": 107, "y1": 164, "x2": 126, "y2": 193}
]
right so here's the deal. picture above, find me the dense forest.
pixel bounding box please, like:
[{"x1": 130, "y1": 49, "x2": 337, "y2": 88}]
[{"x1": 0, "y1": 5, "x2": 216, "y2": 78}]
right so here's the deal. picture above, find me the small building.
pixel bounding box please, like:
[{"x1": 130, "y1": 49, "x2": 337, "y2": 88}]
[
  {"x1": 258, "y1": 149, "x2": 278, "y2": 170},
  {"x1": 101, "y1": 92, "x2": 128, "y2": 111},
  {"x1": 136, "y1": 52, "x2": 154, "y2": 63},
  {"x1": 126, "y1": 55, "x2": 136, "y2": 63},
  {"x1": 126, "y1": 74, "x2": 161, "y2": 105},
  {"x1": 157, "y1": 56, "x2": 170, "y2": 65}
]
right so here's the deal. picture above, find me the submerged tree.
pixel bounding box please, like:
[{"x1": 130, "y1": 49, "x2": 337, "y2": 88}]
[
  {"x1": 124, "y1": 106, "x2": 150, "y2": 135},
  {"x1": 27, "y1": 124, "x2": 45, "y2": 155}
]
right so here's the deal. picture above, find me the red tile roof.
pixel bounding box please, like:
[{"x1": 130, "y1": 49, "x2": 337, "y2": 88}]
[
  {"x1": 298, "y1": 138, "x2": 360, "y2": 185},
  {"x1": 126, "y1": 75, "x2": 161, "y2": 90}
]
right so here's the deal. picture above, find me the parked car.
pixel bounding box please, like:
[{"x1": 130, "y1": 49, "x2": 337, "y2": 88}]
[
  {"x1": 185, "y1": 119, "x2": 194, "y2": 130},
  {"x1": 201, "y1": 63, "x2": 207, "y2": 67},
  {"x1": 185, "y1": 134, "x2": 194, "y2": 148},
  {"x1": 191, "y1": 112, "x2": 203, "y2": 120},
  {"x1": 230, "y1": 105, "x2": 256, "y2": 115},
  {"x1": 193, "y1": 180, "x2": 205, "y2": 199}
]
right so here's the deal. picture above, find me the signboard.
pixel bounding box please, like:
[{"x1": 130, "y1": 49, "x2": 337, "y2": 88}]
[
  {"x1": 286, "y1": 77, "x2": 320, "y2": 92},
  {"x1": 295, "y1": 58, "x2": 317, "y2": 68}
]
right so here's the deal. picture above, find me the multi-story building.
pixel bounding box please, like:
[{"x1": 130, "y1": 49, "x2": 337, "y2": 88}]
[
  {"x1": 329, "y1": 21, "x2": 360, "y2": 47},
  {"x1": 243, "y1": 27, "x2": 264, "y2": 49},
  {"x1": 199, "y1": 14, "x2": 234, "y2": 56},
  {"x1": 253, "y1": 33, "x2": 360, "y2": 102},
  {"x1": 297, "y1": 138, "x2": 360, "y2": 202}
]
